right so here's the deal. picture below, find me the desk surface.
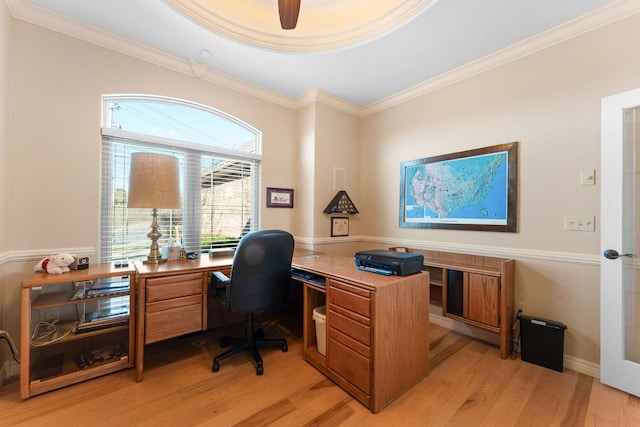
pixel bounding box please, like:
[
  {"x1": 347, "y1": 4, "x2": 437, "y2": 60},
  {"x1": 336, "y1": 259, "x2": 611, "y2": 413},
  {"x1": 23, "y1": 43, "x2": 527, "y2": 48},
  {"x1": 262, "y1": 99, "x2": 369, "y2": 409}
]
[
  {"x1": 291, "y1": 254, "x2": 420, "y2": 290},
  {"x1": 135, "y1": 248, "x2": 318, "y2": 277}
]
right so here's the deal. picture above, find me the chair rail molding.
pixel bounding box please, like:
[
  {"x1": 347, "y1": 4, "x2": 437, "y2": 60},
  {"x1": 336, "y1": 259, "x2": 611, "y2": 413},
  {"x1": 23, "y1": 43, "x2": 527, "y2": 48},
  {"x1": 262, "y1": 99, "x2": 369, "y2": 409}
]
[{"x1": 0, "y1": 247, "x2": 96, "y2": 265}]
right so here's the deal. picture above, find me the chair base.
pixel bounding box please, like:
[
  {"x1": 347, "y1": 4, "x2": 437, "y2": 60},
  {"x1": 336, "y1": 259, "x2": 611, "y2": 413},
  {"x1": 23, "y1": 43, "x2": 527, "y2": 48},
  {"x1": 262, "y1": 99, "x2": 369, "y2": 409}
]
[{"x1": 212, "y1": 313, "x2": 288, "y2": 375}]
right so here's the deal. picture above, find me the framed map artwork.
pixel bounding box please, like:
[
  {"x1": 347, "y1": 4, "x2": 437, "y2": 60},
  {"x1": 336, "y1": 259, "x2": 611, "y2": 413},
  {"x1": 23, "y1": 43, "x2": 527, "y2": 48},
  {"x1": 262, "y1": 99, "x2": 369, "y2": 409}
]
[{"x1": 399, "y1": 142, "x2": 518, "y2": 232}]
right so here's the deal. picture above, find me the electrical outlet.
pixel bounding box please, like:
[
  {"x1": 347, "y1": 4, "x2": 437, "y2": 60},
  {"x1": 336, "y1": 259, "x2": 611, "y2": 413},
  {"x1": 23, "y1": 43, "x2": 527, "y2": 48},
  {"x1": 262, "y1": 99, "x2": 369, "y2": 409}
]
[{"x1": 516, "y1": 301, "x2": 526, "y2": 313}]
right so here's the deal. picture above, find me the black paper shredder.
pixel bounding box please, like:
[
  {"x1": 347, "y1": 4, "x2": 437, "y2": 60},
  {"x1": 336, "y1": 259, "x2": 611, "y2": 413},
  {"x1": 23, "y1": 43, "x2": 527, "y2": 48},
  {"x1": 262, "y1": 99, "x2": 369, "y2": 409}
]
[{"x1": 518, "y1": 315, "x2": 567, "y2": 372}]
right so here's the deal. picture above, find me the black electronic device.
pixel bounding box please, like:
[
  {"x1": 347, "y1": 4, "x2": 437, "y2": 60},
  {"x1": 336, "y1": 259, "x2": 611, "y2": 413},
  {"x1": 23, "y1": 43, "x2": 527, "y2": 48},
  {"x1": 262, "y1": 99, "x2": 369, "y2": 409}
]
[
  {"x1": 354, "y1": 250, "x2": 424, "y2": 276},
  {"x1": 518, "y1": 314, "x2": 567, "y2": 372},
  {"x1": 69, "y1": 255, "x2": 90, "y2": 270}
]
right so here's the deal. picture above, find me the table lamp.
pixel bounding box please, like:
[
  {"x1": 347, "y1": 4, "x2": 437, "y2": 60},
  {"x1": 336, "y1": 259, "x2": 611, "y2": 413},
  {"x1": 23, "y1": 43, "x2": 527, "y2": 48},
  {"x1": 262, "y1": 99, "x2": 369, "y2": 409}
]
[{"x1": 127, "y1": 153, "x2": 181, "y2": 264}]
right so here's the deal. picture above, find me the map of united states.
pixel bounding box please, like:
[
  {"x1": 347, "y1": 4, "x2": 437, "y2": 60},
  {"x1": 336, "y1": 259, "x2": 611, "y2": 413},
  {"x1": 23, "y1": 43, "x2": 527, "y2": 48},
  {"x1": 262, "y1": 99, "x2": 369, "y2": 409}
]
[{"x1": 405, "y1": 152, "x2": 507, "y2": 223}]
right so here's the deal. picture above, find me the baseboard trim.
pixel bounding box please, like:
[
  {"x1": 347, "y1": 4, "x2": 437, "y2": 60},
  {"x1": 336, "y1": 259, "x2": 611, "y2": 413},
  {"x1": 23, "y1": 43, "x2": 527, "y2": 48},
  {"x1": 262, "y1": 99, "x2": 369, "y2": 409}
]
[{"x1": 429, "y1": 312, "x2": 600, "y2": 378}]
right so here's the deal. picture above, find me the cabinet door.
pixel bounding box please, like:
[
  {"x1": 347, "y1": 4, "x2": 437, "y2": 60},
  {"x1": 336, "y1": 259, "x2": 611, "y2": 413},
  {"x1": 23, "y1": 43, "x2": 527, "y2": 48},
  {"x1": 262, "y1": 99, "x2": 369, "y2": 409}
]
[{"x1": 465, "y1": 273, "x2": 500, "y2": 327}]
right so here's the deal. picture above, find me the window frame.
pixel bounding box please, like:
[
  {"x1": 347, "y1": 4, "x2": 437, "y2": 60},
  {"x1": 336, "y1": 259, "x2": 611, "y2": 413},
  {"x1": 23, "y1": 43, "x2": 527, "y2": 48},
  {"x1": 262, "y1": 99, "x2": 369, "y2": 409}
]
[{"x1": 100, "y1": 95, "x2": 262, "y2": 263}]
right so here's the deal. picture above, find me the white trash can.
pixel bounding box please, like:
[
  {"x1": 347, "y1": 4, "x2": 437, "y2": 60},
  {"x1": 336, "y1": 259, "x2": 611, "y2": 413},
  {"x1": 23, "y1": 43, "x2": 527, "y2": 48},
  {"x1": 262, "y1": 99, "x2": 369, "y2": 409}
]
[{"x1": 312, "y1": 305, "x2": 327, "y2": 355}]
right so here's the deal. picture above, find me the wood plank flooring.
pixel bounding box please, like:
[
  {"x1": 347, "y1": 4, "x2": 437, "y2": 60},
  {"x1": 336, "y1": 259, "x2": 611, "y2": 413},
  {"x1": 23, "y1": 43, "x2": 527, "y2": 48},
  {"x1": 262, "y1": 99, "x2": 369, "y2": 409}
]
[{"x1": 2, "y1": 313, "x2": 640, "y2": 426}]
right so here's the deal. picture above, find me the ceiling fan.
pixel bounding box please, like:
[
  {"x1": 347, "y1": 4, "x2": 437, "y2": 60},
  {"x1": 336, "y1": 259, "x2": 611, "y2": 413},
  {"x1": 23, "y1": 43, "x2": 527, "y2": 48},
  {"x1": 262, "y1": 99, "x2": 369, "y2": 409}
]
[{"x1": 278, "y1": 0, "x2": 301, "y2": 30}]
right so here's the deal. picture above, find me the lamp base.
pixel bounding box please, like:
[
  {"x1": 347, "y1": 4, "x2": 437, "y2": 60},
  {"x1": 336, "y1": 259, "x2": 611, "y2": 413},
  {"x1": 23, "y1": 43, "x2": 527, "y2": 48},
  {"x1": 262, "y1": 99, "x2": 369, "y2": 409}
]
[
  {"x1": 142, "y1": 257, "x2": 168, "y2": 265},
  {"x1": 143, "y1": 208, "x2": 167, "y2": 265}
]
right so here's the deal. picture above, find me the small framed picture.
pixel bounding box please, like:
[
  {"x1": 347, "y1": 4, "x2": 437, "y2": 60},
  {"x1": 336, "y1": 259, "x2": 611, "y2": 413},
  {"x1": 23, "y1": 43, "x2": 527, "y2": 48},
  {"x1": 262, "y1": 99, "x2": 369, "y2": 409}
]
[
  {"x1": 266, "y1": 187, "x2": 294, "y2": 208},
  {"x1": 331, "y1": 217, "x2": 349, "y2": 237}
]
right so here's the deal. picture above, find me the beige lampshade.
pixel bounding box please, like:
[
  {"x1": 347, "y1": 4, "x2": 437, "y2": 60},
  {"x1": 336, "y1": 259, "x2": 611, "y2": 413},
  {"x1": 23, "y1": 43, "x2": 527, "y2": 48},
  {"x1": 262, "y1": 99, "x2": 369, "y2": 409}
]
[{"x1": 127, "y1": 153, "x2": 181, "y2": 209}]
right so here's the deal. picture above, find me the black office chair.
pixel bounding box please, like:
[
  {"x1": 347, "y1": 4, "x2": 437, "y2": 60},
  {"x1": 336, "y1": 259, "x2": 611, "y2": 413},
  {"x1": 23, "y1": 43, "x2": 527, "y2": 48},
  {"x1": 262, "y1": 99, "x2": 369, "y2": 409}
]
[{"x1": 210, "y1": 229, "x2": 294, "y2": 375}]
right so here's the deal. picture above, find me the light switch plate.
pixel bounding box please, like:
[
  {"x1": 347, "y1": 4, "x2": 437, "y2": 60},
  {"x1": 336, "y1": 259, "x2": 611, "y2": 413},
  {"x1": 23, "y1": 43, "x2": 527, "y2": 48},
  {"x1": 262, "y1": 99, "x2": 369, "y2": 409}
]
[
  {"x1": 581, "y1": 169, "x2": 596, "y2": 186},
  {"x1": 564, "y1": 216, "x2": 595, "y2": 231}
]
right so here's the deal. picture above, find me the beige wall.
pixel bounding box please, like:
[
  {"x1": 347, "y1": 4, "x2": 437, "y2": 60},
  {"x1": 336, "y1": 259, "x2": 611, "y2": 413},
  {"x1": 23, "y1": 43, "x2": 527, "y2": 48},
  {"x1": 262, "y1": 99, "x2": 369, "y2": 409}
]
[
  {"x1": 0, "y1": 0, "x2": 11, "y2": 376},
  {"x1": 7, "y1": 20, "x2": 298, "y2": 252},
  {"x1": 360, "y1": 11, "x2": 640, "y2": 366},
  {"x1": 294, "y1": 101, "x2": 361, "y2": 240},
  {"x1": 312, "y1": 103, "x2": 361, "y2": 238},
  {"x1": 1, "y1": 20, "x2": 300, "y2": 370}
]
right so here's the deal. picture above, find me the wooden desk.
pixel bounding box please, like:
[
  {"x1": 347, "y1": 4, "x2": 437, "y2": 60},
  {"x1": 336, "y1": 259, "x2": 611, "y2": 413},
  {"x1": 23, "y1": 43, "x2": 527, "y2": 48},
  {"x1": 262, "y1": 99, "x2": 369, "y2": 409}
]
[
  {"x1": 134, "y1": 256, "x2": 234, "y2": 381},
  {"x1": 133, "y1": 253, "x2": 430, "y2": 414},
  {"x1": 132, "y1": 250, "x2": 315, "y2": 381},
  {"x1": 292, "y1": 254, "x2": 430, "y2": 413}
]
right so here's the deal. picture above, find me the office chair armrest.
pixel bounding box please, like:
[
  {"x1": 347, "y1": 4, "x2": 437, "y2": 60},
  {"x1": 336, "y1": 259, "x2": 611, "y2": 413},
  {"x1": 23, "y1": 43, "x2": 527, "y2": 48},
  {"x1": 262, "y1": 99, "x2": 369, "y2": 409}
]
[{"x1": 213, "y1": 271, "x2": 230, "y2": 285}]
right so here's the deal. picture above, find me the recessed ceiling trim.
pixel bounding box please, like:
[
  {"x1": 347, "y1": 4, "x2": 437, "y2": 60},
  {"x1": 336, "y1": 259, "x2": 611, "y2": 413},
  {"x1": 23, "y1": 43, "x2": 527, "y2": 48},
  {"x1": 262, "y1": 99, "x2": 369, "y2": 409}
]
[{"x1": 166, "y1": 0, "x2": 433, "y2": 52}]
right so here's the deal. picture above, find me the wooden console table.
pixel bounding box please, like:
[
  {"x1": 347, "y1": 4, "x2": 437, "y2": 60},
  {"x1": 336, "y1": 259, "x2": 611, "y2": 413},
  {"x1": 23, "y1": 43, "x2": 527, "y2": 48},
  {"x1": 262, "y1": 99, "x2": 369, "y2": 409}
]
[
  {"x1": 411, "y1": 249, "x2": 515, "y2": 359},
  {"x1": 292, "y1": 254, "x2": 430, "y2": 413}
]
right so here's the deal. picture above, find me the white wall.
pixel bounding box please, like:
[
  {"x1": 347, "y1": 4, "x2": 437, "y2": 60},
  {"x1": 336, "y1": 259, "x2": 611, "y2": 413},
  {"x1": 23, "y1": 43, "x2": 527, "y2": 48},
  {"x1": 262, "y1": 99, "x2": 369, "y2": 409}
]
[{"x1": 359, "y1": 11, "x2": 640, "y2": 366}]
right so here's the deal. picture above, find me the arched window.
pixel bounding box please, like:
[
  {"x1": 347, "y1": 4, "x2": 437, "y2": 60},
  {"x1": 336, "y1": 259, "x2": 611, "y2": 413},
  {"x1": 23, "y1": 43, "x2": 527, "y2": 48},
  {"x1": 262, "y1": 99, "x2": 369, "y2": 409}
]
[{"x1": 100, "y1": 95, "x2": 261, "y2": 263}]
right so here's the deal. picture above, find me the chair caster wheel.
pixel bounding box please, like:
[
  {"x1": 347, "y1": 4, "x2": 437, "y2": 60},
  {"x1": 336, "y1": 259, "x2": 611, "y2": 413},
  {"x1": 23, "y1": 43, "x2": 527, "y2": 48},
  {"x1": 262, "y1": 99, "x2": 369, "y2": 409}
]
[
  {"x1": 282, "y1": 344, "x2": 288, "y2": 352},
  {"x1": 255, "y1": 329, "x2": 265, "y2": 339},
  {"x1": 220, "y1": 337, "x2": 229, "y2": 347},
  {"x1": 212, "y1": 362, "x2": 220, "y2": 372},
  {"x1": 256, "y1": 366, "x2": 264, "y2": 375}
]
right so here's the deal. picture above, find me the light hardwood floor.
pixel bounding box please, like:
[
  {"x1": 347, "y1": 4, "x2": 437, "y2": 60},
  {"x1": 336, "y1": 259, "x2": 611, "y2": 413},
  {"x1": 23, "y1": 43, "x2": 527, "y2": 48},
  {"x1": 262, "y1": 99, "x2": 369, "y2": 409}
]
[{"x1": 2, "y1": 313, "x2": 639, "y2": 426}]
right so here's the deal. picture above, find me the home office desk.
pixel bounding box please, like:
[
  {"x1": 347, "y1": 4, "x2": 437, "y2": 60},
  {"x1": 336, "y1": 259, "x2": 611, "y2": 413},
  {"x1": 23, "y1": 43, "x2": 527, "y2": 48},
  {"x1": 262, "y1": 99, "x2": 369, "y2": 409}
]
[
  {"x1": 134, "y1": 256, "x2": 234, "y2": 382},
  {"x1": 292, "y1": 254, "x2": 430, "y2": 413},
  {"x1": 134, "y1": 253, "x2": 430, "y2": 413},
  {"x1": 133, "y1": 250, "x2": 309, "y2": 381}
]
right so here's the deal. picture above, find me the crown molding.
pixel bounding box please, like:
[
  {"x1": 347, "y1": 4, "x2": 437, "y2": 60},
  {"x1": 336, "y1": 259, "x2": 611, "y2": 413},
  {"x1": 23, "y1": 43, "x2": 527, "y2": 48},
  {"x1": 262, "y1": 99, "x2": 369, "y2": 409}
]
[
  {"x1": 362, "y1": 0, "x2": 640, "y2": 116},
  {"x1": 295, "y1": 89, "x2": 363, "y2": 117},
  {"x1": 8, "y1": 0, "x2": 640, "y2": 116},
  {"x1": 7, "y1": 0, "x2": 298, "y2": 110}
]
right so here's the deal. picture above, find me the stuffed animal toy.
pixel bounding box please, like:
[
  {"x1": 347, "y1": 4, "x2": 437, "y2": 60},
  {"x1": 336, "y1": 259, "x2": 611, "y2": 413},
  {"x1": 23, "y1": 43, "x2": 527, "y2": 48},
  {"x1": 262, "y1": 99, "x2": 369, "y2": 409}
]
[{"x1": 34, "y1": 253, "x2": 75, "y2": 274}]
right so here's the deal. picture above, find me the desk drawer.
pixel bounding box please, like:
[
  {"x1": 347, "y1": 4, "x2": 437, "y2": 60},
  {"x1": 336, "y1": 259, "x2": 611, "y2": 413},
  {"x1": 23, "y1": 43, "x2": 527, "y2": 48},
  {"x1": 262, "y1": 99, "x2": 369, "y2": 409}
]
[
  {"x1": 328, "y1": 337, "x2": 371, "y2": 394},
  {"x1": 145, "y1": 303, "x2": 202, "y2": 344},
  {"x1": 329, "y1": 308, "x2": 371, "y2": 346},
  {"x1": 329, "y1": 327, "x2": 370, "y2": 358},
  {"x1": 146, "y1": 294, "x2": 201, "y2": 313},
  {"x1": 146, "y1": 272, "x2": 203, "y2": 302},
  {"x1": 328, "y1": 281, "x2": 371, "y2": 318}
]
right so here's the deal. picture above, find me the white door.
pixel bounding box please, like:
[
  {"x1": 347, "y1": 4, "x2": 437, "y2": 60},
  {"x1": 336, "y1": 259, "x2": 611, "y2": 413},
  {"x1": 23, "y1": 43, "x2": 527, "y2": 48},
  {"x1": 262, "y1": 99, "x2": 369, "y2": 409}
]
[{"x1": 601, "y1": 88, "x2": 640, "y2": 396}]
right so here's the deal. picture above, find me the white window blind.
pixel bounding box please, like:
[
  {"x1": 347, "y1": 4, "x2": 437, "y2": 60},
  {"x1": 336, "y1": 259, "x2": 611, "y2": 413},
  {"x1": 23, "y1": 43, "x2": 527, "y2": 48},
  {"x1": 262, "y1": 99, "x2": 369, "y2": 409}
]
[
  {"x1": 100, "y1": 95, "x2": 263, "y2": 264},
  {"x1": 101, "y1": 135, "x2": 260, "y2": 263}
]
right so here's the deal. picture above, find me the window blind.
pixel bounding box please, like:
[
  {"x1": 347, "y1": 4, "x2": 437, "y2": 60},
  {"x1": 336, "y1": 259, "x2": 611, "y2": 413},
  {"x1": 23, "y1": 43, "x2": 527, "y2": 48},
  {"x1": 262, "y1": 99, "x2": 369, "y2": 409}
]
[{"x1": 100, "y1": 134, "x2": 260, "y2": 264}]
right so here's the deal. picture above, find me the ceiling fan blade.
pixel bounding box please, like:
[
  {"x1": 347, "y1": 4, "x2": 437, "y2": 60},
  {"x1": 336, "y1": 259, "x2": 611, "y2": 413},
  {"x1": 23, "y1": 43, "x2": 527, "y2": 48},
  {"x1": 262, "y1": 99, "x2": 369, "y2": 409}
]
[{"x1": 278, "y1": 0, "x2": 301, "y2": 30}]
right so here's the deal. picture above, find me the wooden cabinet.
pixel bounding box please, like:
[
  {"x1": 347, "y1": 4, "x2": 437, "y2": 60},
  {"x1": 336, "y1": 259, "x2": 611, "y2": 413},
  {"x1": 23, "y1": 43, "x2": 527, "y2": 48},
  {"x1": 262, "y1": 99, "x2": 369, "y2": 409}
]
[
  {"x1": 20, "y1": 265, "x2": 136, "y2": 399},
  {"x1": 144, "y1": 272, "x2": 203, "y2": 344},
  {"x1": 417, "y1": 249, "x2": 514, "y2": 359},
  {"x1": 133, "y1": 257, "x2": 235, "y2": 381},
  {"x1": 294, "y1": 255, "x2": 430, "y2": 413}
]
